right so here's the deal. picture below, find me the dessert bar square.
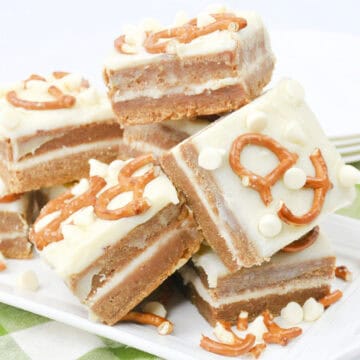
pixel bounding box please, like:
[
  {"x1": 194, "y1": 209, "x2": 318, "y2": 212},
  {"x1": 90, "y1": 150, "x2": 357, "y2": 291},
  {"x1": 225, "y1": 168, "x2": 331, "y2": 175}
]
[
  {"x1": 161, "y1": 79, "x2": 355, "y2": 271},
  {"x1": 0, "y1": 72, "x2": 124, "y2": 194},
  {"x1": 103, "y1": 9, "x2": 275, "y2": 125},
  {"x1": 0, "y1": 192, "x2": 35, "y2": 259},
  {"x1": 179, "y1": 228, "x2": 335, "y2": 326},
  {"x1": 30, "y1": 155, "x2": 202, "y2": 325}
]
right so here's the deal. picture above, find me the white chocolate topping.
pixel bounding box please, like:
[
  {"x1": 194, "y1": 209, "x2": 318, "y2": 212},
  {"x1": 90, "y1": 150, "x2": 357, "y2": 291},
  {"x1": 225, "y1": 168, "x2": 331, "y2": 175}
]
[
  {"x1": 303, "y1": 297, "x2": 324, "y2": 321},
  {"x1": 0, "y1": 73, "x2": 114, "y2": 141},
  {"x1": 280, "y1": 302, "x2": 304, "y2": 325},
  {"x1": 170, "y1": 79, "x2": 355, "y2": 264},
  {"x1": 104, "y1": 11, "x2": 272, "y2": 70},
  {"x1": 284, "y1": 122, "x2": 307, "y2": 145},
  {"x1": 283, "y1": 167, "x2": 307, "y2": 190},
  {"x1": 338, "y1": 165, "x2": 360, "y2": 187},
  {"x1": 174, "y1": 11, "x2": 189, "y2": 27},
  {"x1": 198, "y1": 147, "x2": 225, "y2": 170},
  {"x1": 196, "y1": 13, "x2": 216, "y2": 28},
  {"x1": 245, "y1": 111, "x2": 268, "y2": 132},
  {"x1": 39, "y1": 158, "x2": 179, "y2": 278},
  {"x1": 258, "y1": 214, "x2": 282, "y2": 238},
  {"x1": 192, "y1": 232, "x2": 333, "y2": 288},
  {"x1": 71, "y1": 179, "x2": 89, "y2": 196}
]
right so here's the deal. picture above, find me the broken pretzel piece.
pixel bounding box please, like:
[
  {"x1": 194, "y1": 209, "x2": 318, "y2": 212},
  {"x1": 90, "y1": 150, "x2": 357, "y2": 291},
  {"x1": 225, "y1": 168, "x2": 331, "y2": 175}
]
[
  {"x1": 249, "y1": 343, "x2": 267, "y2": 359},
  {"x1": 319, "y1": 290, "x2": 343, "y2": 308},
  {"x1": 200, "y1": 333, "x2": 256, "y2": 357},
  {"x1": 335, "y1": 266, "x2": 352, "y2": 282},
  {"x1": 120, "y1": 311, "x2": 174, "y2": 335},
  {"x1": 262, "y1": 310, "x2": 302, "y2": 346},
  {"x1": 237, "y1": 311, "x2": 249, "y2": 331}
]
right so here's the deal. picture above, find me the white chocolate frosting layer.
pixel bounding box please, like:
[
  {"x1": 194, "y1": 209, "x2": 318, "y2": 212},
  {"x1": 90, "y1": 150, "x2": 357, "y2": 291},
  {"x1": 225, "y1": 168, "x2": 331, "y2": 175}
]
[
  {"x1": 0, "y1": 73, "x2": 114, "y2": 140},
  {"x1": 180, "y1": 265, "x2": 331, "y2": 308},
  {"x1": 104, "y1": 10, "x2": 273, "y2": 73},
  {"x1": 38, "y1": 158, "x2": 179, "y2": 278},
  {"x1": 193, "y1": 232, "x2": 334, "y2": 288},
  {"x1": 170, "y1": 79, "x2": 355, "y2": 265}
]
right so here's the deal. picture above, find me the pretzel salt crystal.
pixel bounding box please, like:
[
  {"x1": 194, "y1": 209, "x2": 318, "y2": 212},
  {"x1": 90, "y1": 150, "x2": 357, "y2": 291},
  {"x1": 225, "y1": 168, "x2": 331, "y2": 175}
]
[
  {"x1": 229, "y1": 133, "x2": 298, "y2": 206},
  {"x1": 30, "y1": 176, "x2": 106, "y2": 250},
  {"x1": 94, "y1": 154, "x2": 157, "y2": 220},
  {"x1": 278, "y1": 149, "x2": 332, "y2": 225}
]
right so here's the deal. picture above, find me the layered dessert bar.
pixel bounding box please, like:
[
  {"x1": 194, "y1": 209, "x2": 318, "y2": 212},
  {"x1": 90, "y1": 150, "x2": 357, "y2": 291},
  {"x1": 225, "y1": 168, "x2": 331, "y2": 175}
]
[
  {"x1": 0, "y1": 191, "x2": 34, "y2": 259},
  {"x1": 123, "y1": 117, "x2": 213, "y2": 157},
  {"x1": 161, "y1": 79, "x2": 356, "y2": 271},
  {"x1": 179, "y1": 228, "x2": 335, "y2": 326},
  {"x1": 103, "y1": 8, "x2": 275, "y2": 125},
  {"x1": 30, "y1": 156, "x2": 202, "y2": 325},
  {"x1": 0, "y1": 72, "x2": 124, "y2": 194}
]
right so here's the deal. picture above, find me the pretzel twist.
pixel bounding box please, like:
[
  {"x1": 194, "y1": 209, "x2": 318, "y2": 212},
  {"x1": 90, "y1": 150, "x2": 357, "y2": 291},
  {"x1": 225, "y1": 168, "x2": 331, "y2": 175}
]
[
  {"x1": 200, "y1": 333, "x2": 256, "y2": 357},
  {"x1": 262, "y1": 310, "x2": 302, "y2": 346},
  {"x1": 229, "y1": 133, "x2": 299, "y2": 206},
  {"x1": 94, "y1": 154, "x2": 157, "y2": 220},
  {"x1": 6, "y1": 72, "x2": 77, "y2": 111},
  {"x1": 30, "y1": 176, "x2": 106, "y2": 250},
  {"x1": 281, "y1": 226, "x2": 319, "y2": 253},
  {"x1": 120, "y1": 311, "x2": 174, "y2": 335},
  {"x1": 115, "y1": 13, "x2": 247, "y2": 54},
  {"x1": 278, "y1": 149, "x2": 332, "y2": 225}
]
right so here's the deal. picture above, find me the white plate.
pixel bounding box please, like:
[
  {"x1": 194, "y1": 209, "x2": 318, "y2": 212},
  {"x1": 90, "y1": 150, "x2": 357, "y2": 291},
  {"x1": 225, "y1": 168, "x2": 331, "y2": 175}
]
[{"x1": 0, "y1": 214, "x2": 359, "y2": 360}]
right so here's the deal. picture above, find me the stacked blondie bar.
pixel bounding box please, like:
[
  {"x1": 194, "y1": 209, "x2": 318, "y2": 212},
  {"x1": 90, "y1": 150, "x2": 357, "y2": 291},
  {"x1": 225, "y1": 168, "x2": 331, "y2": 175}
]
[{"x1": 2, "y1": 4, "x2": 359, "y2": 357}]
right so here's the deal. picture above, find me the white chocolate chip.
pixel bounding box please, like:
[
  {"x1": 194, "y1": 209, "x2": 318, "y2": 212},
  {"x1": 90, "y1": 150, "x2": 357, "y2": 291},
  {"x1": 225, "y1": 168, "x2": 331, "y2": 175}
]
[
  {"x1": 141, "y1": 18, "x2": 162, "y2": 32},
  {"x1": 206, "y1": 3, "x2": 227, "y2": 14},
  {"x1": 71, "y1": 178, "x2": 90, "y2": 196},
  {"x1": 121, "y1": 43, "x2": 137, "y2": 54},
  {"x1": 197, "y1": 13, "x2": 216, "y2": 28},
  {"x1": 142, "y1": 301, "x2": 167, "y2": 318},
  {"x1": 303, "y1": 297, "x2": 324, "y2": 321},
  {"x1": 214, "y1": 322, "x2": 236, "y2": 344},
  {"x1": 174, "y1": 11, "x2": 189, "y2": 27},
  {"x1": 338, "y1": 165, "x2": 360, "y2": 187},
  {"x1": 58, "y1": 73, "x2": 83, "y2": 92},
  {"x1": 107, "y1": 159, "x2": 125, "y2": 183},
  {"x1": 89, "y1": 159, "x2": 108, "y2": 178},
  {"x1": 16, "y1": 270, "x2": 39, "y2": 292},
  {"x1": 72, "y1": 206, "x2": 95, "y2": 227},
  {"x1": 247, "y1": 316, "x2": 268, "y2": 341},
  {"x1": 258, "y1": 214, "x2": 282, "y2": 238},
  {"x1": 239, "y1": 310, "x2": 248, "y2": 319},
  {"x1": 284, "y1": 122, "x2": 307, "y2": 145},
  {"x1": 61, "y1": 224, "x2": 86, "y2": 241},
  {"x1": 198, "y1": 147, "x2": 225, "y2": 170},
  {"x1": 283, "y1": 167, "x2": 307, "y2": 190},
  {"x1": 77, "y1": 87, "x2": 99, "y2": 105},
  {"x1": 0, "y1": 108, "x2": 21, "y2": 130},
  {"x1": 280, "y1": 302, "x2": 304, "y2": 325},
  {"x1": 88, "y1": 310, "x2": 99, "y2": 323},
  {"x1": 283, "y1": 79, "x2": 305, "y2": 105},
  {"x1": 246, "y1": 111, "x2": 268, "y2": 132}
]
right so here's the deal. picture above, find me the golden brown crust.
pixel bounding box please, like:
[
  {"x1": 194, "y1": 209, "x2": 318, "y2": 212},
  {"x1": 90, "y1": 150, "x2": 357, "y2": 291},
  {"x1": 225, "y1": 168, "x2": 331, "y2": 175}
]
[
  {"x1": 89, "y1": 207, "x2": 202, "y2": 325},
  {"x1": 183, "y1": 282, "x2": 331, "y2": 327},
  {"x1": 161, "y1": 145, "x2": 262, "y2": 271}
]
